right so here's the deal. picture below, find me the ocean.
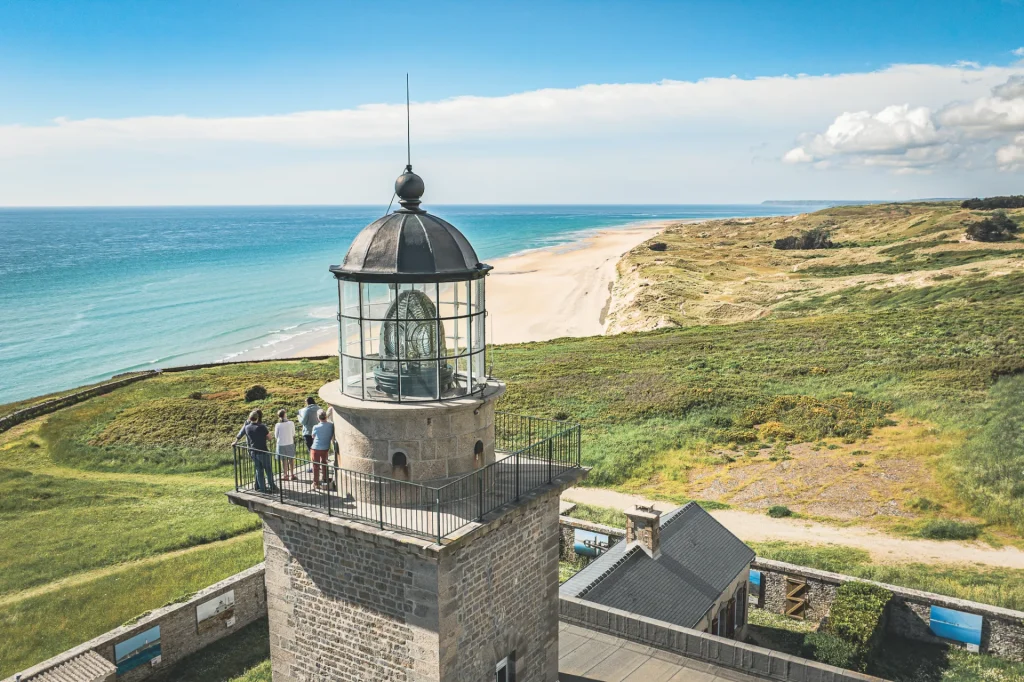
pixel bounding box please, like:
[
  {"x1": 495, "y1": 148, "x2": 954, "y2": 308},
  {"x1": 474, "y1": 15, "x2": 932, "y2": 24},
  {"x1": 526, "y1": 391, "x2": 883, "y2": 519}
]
[{"x1": 0, "y1": 204, "x2": 806, "y2": 405}]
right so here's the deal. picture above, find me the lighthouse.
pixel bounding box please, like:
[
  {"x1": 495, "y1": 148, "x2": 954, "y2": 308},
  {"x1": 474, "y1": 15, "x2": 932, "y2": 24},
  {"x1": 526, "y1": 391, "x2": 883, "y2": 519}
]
[{"x1": 228, "y1": 164, "x2": 584, "y2": 682}]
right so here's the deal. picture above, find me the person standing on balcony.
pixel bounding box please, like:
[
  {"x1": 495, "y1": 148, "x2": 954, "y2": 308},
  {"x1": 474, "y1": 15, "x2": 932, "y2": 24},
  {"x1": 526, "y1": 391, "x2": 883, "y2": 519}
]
[
  {"x1": 310, "y1": 409, "x2": 335, "y2": 490},
  {"x1": 237, "y1": 409, "x2": 277, "y2": 493},
  {"x1": 297, "y1": 397, "x2": 319, "y2": 452},
  {"x1": 275, "y1": 409, "x2": 297, "y2": 481}
]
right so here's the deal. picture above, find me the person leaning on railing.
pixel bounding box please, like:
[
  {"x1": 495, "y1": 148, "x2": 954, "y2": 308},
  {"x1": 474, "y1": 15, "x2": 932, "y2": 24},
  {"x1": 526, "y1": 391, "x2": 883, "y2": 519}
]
[
  {"x1": 310, "y1": 408, "x2": 335, "y2": 491},
  {"x1": 236, "y1": 409, "x2": 278, "y2": 494}
]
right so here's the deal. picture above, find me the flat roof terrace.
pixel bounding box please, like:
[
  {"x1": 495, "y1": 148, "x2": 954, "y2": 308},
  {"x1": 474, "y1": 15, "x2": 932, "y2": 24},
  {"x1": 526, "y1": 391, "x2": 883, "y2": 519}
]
[{"x1": 559, "y1": 622, "x2": 768, "y2": 682}]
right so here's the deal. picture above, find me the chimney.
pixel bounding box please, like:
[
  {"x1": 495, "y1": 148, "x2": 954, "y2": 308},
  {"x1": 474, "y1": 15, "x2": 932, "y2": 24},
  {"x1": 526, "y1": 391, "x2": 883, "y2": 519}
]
[{"x1": 625, "y1": 505, "x2": 662, "y2": 559}]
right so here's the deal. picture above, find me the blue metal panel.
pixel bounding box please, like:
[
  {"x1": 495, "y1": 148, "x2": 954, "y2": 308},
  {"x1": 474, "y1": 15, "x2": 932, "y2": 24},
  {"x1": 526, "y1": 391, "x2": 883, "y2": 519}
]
[{"x1": 930, "y1": 605, "x2": 982, "y2": 646}]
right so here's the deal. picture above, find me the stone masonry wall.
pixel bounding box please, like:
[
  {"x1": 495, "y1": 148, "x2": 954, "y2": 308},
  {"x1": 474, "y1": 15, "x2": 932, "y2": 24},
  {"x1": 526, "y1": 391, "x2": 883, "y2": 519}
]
[
  {"x1": 4, "y1": 564, "x2": 266, "y2": 682},
  {"x1": 753, "y1": 558, "x2": 1024, "y2": 661},
  {"x1": 261, "y1": 511, "x2": 440, "y2": 682},
  {"x1": 438, "y1": 489, "x2": 562, "y2": 682}
]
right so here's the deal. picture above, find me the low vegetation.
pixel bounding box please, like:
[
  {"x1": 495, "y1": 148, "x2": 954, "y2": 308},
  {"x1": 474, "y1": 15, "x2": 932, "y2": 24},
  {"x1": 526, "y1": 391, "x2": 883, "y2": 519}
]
[
  {"x1": 773, "y1": 226, "x2": 835, "y2": 250},
  {"x1": 965, "y1": 211, "x2": 1020, "y2": 242},
  {"x1": 824, "y1": 581, "x2": 892, "y2": 670},
  {"x1": 962, "y1": 195, "x2": 1024, "y2": 210},
  {"x1": 751, "y1": 542, "x2": 1024, "y2": 610}
]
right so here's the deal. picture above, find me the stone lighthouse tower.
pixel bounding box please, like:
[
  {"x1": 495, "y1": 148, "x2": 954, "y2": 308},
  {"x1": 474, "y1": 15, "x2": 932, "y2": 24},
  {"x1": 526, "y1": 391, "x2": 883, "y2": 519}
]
[{"x1": 228, "y1": 165, "x2": 584, "y2": 682}]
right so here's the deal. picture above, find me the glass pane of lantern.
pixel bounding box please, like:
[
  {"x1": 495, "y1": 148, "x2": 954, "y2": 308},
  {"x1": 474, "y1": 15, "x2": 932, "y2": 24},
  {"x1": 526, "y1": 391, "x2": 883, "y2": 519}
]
[
  {"x1": 473, "y1": 278, "x2": 485, "y2": 313},
  {"x1": 343, "y1": 317, "x2": 361, "y2": 356},
  {"x1": 343, "y1": 281, "x2": 360, "y2": 315},
  {"x1": 471, "y1": 347, "x2": 485, "y2": 386},
  {"x1": 437, "y1": 281, "x2": 456, "y2": 319},
  {"x1": 362, "y1": 319, "x2": 381, "y2": 358},
  {"x1": 342, "y1": 355, "x2": 362, "y2": 397},
  {"x1": 364, "y1": 282, "x2": 393, "y2": 320},
  {"x1": 471, "y1": 311, "x2": 485, "y2": 351}
]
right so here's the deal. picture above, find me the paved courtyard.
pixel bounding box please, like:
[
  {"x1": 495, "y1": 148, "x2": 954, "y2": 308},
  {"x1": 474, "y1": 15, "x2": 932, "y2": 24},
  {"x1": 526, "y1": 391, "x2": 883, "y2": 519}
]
[{"x1": 558, "y1": 622, "x2": 768, "y2": 682}]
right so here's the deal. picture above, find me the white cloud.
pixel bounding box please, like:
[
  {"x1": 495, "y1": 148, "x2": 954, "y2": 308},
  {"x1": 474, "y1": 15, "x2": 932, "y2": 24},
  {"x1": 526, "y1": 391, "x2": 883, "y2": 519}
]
[
  {"x1": 2, "y1": 61, "x2": 1024, "y2": 205},
  {"x1": 787, "y1": 72, "x2": 1024, "y2": 173},
  {"x1": 784, "y1": 105, "x2": 946, "y2": 166},
  {"x1": 997, "y1": 134, "x2": 1024, "y2": 169},
  {"x1": 1014, "y1": 47, "x2": 1024, "y2": 57}
]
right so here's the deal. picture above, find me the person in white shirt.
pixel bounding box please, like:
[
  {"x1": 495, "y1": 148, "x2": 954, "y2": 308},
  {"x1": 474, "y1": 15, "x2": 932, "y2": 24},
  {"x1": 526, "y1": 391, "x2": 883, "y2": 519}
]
[{"x1": 274, "y1": 409, "x2": 297, "y2": 481}]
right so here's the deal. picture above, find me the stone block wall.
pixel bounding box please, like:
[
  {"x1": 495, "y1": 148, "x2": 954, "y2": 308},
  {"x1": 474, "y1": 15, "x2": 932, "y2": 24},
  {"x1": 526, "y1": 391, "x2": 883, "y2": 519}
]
[
  {"x1": 261, "y1": 509, "x2": 438, "y2": 682},
  {"x1": 438, "y1": 489, "x2": 562, "y2": 681},
  {"x1": 251, "y1": 471, "x2": 576, "y2": 682},
  {"x1": 753, "y1": 558, "x2": 1024, "y2": 661},
  {"x1": 4, "y1": 564, "x2": 266, "y2": 682}
]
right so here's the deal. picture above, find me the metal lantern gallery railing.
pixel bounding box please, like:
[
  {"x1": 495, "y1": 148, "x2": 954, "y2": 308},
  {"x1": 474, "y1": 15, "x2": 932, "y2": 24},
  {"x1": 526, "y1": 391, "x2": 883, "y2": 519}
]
[
  {"x1": 232, "y1": 412, "x2": 581, "y2": 543},
  {"x1": 337, "y1": 278, "x2": 487, "y2": 402}
]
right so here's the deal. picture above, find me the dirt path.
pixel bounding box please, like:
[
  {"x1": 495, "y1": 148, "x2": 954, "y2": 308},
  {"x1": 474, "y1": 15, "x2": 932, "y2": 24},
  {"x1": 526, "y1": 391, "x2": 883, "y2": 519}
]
[{"x1": 562, "y1": 487, "x2": 1024, "y2": 570}]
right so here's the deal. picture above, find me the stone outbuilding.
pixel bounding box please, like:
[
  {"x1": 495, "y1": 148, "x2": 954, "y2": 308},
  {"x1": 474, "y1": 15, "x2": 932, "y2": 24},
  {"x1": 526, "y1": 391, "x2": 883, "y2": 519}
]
[{"x1": 560, "y1": 502, "x2": 755, "y2": 640}]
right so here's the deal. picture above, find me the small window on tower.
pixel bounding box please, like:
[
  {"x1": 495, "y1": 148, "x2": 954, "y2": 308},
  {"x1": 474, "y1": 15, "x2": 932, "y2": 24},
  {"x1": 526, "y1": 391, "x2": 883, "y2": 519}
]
[{"x1": 495, "y1": 651, "x2": 515, "y2": 682}]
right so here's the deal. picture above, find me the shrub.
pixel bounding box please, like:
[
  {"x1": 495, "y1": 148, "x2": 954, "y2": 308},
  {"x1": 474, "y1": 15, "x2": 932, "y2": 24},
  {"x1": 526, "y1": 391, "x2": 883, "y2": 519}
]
[
  {"x1": 803, "y1": 631, "x2": 860, "y2": 670},
  {"x1": 767, "y1": 505, "x2": 792, "y2": 518},
  {"x1": 965, "y1": 211, "x2": 1020, "y2": 242},
  {"x1": 907, "y1": 497, "x2": 941, "y2": 512},
  {"x1": 553, "y1": 411, "x2": 570, "y2": 421},
  {"x1": 188, "y1": 391, "x2": 203, "y2": 400},
  {"x1": 918, "y1": 519, "x2": 981, "y2": 540},
  {"x1": 828, "y1": 581, "x2": 892, "y2": 650},
  {"x1": 244, "y1": 385, "x2": 268, "y2": 403},
  {"x1": 961, "y1": 195, "x2": 1024, "y2": 210},
  {"x1": 648, "y1": 241, "x2": 668, "y2": 252},
  {"x1": 774, "y1": 227, "x2": 835, "y2": 250}
]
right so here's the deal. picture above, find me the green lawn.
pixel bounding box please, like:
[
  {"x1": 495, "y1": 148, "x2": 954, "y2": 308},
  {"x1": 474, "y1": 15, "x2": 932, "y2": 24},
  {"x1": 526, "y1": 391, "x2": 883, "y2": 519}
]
[
  {"x1": 0, "y1": 533, "x2": 264, "y2": 679},
  {"x1": 0, "y1": 468, "x2": 259, "y2": 595}
]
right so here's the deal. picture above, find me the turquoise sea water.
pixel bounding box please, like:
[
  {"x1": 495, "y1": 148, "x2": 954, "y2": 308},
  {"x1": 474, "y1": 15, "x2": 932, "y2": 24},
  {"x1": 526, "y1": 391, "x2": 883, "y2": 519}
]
[{"x1": 0, "y1": 204, "x2": 806, "y2": 404}]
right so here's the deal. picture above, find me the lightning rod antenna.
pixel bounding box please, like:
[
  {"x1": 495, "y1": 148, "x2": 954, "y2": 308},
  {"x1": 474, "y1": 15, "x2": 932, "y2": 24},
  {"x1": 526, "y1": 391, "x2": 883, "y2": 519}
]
[{"x1": 406, "y1": 73, "x2": 411, "y2": 168}]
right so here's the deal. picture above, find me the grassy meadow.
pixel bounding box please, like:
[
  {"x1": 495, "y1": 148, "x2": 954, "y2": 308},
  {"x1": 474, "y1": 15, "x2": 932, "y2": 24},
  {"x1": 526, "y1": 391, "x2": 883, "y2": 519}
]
[
  {"x1": 499, "y1": 201, "x2": 1024, "y2": 539},
  {"x1": 0, "y1": 359, "x2": 336, "y2": 677},
  {"x1": 1, "y1": 201, "x2": 1023, "y2": 677}
]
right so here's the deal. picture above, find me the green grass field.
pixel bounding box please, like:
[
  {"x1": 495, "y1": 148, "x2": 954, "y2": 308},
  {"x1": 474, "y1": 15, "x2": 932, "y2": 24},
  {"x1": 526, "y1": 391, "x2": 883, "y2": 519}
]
[
  {"x1": 2, "y1": 202, "x2": 1023, "y2": 678},
  {"x1": 0, "y1": 533, "x2": 263, "y2": 678}
]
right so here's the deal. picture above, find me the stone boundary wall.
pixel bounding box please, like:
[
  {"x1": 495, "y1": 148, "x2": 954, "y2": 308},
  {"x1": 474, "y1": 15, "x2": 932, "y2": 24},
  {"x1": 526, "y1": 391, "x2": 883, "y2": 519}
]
[
  {"x1": 753, "y1": 558, "x2": 1024, "y2": 661},
  {"x1": 558, "y1": 514, "x2": 626, "y2": 563},
  {"x1": 0, "y1": 355, "x2": 335, "y2": 435},
  {"x1": 3, "y1": 565, "x2": 268, "y2": 682},
  {"x1": 0, "y1": 371, "x2": 158, "y2": 434},
  {"x1": 559, "y1": 595, "x2": 882, "y2": 681}
]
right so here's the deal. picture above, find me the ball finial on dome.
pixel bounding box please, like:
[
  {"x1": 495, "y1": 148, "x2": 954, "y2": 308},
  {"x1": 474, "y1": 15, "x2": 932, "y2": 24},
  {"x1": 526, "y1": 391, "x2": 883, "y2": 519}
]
[{"x1": 395, "y1": 165, "x2": 425, "y2": 212}]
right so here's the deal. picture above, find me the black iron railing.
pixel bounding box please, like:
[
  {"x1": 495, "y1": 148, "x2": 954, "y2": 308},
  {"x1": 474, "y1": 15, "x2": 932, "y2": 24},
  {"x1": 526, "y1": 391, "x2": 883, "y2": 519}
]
[{"x1": 232, "y1": 412, "x2": 581, "y2": 543}]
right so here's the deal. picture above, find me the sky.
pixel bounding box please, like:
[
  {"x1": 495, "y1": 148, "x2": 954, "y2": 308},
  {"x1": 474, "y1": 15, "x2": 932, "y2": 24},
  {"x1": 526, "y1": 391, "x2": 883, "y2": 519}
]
[{"x1": 1, "y1": 0, "x2": 1024, "y2": 206}]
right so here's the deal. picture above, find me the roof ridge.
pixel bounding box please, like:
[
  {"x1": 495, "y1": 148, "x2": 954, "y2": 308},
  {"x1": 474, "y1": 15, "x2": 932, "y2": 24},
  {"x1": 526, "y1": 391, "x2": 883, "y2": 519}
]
[{"x1": 574, "y1": 543, "x2": 643, "y2": 599}]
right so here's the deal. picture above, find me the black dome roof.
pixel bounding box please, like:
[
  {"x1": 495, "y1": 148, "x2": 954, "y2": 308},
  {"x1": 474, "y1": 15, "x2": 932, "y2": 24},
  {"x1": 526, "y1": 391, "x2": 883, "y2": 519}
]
[
  {"x1": 330, "y1": 167, "x2": 491, "y2": 283},
  {"x1": 332, "y1": 212, "x2": 490, "y2": 282}
]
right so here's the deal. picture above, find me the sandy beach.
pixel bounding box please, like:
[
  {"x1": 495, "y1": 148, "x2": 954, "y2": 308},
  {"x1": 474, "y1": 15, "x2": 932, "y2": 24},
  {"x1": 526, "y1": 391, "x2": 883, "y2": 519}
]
[{"x1": 293, "y1": 221, "x2": 668, "y2": 357}]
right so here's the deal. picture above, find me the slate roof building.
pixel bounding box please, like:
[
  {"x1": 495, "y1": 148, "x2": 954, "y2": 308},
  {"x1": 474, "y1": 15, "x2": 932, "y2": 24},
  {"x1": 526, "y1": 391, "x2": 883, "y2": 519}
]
[{"x1": 561, "y1": 502, "x2": 756, "y2": 639}]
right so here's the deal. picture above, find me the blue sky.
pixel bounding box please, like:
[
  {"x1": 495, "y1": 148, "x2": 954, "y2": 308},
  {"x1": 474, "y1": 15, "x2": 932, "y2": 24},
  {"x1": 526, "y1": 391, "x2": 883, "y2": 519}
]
[{"x1": 1, "y1": 1, "x2": 1023, "y2": 205}]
